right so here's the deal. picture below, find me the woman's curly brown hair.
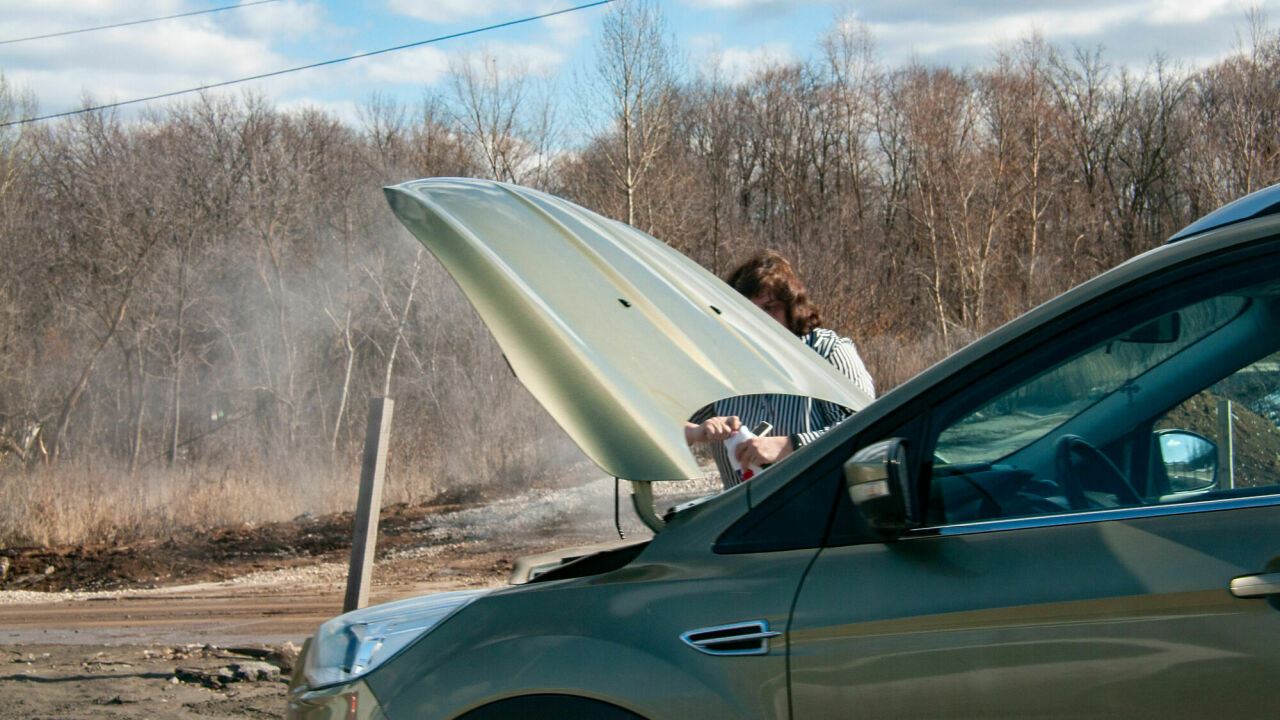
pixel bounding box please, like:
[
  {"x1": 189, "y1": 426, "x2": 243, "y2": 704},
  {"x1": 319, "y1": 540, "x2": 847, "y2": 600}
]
[{"x1": 725, "y1": 249, "x2": 821, "y2": 337}]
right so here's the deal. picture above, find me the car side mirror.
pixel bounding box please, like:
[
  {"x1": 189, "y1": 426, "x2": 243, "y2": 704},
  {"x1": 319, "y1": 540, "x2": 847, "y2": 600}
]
[
  {"x1": 844, "y1": 438, "x2": 914, "y2": 538},
  {"x1": 1155, "y1": 429, "x2": 1218, "y2": 493}
]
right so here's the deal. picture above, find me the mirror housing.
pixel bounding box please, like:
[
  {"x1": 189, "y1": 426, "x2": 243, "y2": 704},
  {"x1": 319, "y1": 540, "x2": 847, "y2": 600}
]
[{"x1": 844, "y1": 438, "x2": 914, "y2": 538}]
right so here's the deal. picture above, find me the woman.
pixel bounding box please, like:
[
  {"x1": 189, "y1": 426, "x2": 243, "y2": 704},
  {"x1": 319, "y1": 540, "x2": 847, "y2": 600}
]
[{"x1": 685, "y1": 250, "x2": 874, "y2": 488}]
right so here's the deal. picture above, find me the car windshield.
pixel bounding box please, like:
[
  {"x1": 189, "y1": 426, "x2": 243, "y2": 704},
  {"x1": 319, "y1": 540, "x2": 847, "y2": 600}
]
[{"x1": 934, "y1": 295, "x2": 1248, "y2": 465}]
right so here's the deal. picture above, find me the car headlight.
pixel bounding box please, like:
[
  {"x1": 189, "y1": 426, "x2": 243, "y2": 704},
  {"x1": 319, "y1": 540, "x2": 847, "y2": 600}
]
[{"x1": 303, "y1": 589, "x2": 486, "y2": 689}]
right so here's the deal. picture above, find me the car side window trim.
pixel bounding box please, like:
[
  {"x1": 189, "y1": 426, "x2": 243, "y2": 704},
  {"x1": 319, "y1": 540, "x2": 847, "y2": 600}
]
[{"x1": 906, "y1": 491, "x2": 1280, "y2": 538}]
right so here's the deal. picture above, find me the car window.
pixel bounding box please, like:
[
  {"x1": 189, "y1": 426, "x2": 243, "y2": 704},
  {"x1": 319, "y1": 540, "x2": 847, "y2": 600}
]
[
  {"x1": 926, "y1": 276, "x2": 1280, "y2": 525},
  {"x1": 934, "y1": 297, "x2": 1245, "y2": 466}
]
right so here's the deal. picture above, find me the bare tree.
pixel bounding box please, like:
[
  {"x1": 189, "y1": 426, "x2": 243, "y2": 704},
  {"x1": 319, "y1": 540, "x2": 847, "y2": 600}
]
[
  {"x1": 682, "y1": 65, "x2": 744, "y2": 274},
  {"x1": 407, "y1": 95, "x2": 477, "y2": 178},
  {"x1": 449, "y1": 51, "x2": 534, "y2": 183},
  {"x1": 821, "y1": 21, "x2": 879, "y2": 243},
  {"x1": 592, "y1": 0, "x2": 676, "y2": 229},
  {"x1": 984, "y1": 36, "x2": 1058, "y2": 303},
  {"x1": 1191, "y1": 13, "x2": 1280, "y2": 204},
  {"x1": 359, "y1": 92, "x2": 408, "y2": 171},
  {"x1": 0, "y1": 73, "x2": 35, "y2": 228},
  {"x1": 1111, "y1": 57, "x2": 1191, "y2": 259},
  {"x1": 0, "y1": 74, "x2": 44, "y2": 467}
]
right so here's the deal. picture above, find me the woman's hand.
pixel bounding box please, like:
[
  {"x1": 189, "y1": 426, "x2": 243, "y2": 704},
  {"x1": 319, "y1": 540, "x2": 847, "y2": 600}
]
[
  {"x1": 685, "y1": 416, "x2": 741, "y2": 444},
  {"x1": 734, "y1": 435, "x2": 794, "y2": 468}
]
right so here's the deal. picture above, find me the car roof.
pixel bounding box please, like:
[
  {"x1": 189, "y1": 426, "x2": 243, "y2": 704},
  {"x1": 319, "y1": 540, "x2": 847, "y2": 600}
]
[{"x1": 1168, "y1": 183, "x2": 1280, "y2": 243}]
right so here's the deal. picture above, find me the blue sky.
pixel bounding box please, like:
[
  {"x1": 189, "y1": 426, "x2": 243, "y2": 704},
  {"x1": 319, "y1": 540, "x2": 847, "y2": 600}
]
[{"x1": 1, "y1": 0, "x2": 1276, "y2": 127}]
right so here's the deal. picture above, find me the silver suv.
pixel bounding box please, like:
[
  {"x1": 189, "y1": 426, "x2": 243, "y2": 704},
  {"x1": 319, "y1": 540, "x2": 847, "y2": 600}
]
[{"x1": 288, "y1": 178, "x2": 1280, "y2": 719}]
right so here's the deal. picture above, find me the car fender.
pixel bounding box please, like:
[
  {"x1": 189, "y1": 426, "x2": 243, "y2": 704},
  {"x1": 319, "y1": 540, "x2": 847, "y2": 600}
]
[{"x1": 371, "y1": 632, "x2": 788, "y2": 720}]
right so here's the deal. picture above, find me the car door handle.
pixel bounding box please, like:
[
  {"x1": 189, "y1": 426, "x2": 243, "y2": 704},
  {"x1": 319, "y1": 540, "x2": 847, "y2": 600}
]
[
  {"x1": 1230, "y1": 572, "x2": 1280, "y2": 598},
  {"x1": 680, "y1": 621, "x2": 781, "y2": 656}
]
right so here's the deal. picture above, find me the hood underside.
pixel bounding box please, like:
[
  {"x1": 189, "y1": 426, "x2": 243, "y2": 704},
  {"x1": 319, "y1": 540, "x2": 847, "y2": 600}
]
[{"x1": 385, "y1": 178, "x2": 871, "y2": 481}]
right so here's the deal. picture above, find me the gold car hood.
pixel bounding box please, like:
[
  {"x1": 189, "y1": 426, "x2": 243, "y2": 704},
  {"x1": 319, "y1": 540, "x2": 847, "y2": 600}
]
[{"x1": 385, "y1": 178, "x2": 871, "y2": 481}]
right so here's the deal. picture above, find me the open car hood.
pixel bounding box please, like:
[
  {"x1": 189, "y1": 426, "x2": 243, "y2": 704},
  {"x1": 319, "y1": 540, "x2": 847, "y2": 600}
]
[{"x1": 385, "y1": 178, "x2": 871, "y2": 481}]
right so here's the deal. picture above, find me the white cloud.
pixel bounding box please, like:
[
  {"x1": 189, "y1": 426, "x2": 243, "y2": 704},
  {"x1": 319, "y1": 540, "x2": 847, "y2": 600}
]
[
  {"x1": 384, "y1": 0, "x2": 605, "y2": 42},
  {"x1": 688, "y1": 37, "x2": 797, "y2": 83},
  {"x1": 385, "y1": 0, "x2": 505, "y2": 24},
  {"x1": 5, "y1": 31, "x2": 287, "y2": 114},
  {"x1": 6, "y1": 0, "x2": 1272, "y2": 129},
  {"x1": 722, "y1": 43, "x2": 796, "y2": 76},
  {"x1": 463, "y1": 42, "x2": 571, "y2": 78},
  {"x1": 353, "y1": 46, "x2": 451, "y2": 86},
  {"x1": 862, "y1": 5, "x2": 1136, "y2": 58},
  {"x1": 850, "y1": 0, "x2": 1266, "y2": 64},
  {"x1": 540, "y1": 5, "x2": 595, "y2": 47},
  {"x1": 1147, "y1": 0, "x2": 1237, "y2": 25},
  {"x1": 0, "y1": 1, "x2": 339, "y2": 119},
  {"x1": 275, "y1": 95, "x2": 363, "y2": 125},
  {"x1": 0, "y1": 0, "x2": 321, "y2": 41},
  {"x1": 683, "y1": 0, "x2": 790, "y2": 8},
  {"x1": 233, "y1": 0, "x2": 326, "y2": 41}
]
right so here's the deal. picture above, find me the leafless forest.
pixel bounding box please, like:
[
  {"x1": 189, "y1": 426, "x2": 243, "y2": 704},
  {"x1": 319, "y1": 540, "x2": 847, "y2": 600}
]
[{"x1": 3, "y1": 3, "x2": 1280, "y2": 546}]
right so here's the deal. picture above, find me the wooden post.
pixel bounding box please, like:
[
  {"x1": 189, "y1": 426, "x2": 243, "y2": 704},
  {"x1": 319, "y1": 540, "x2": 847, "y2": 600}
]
[
  {"x1": 1217, "y1": 399, "x2": 1234, "y2": 490},
  {"x1": 344, "y1": 397, "x2": 394, "y2": 613}
]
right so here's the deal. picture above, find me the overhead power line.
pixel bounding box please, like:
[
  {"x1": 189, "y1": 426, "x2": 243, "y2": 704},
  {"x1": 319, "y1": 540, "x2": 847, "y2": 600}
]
[
  {"x1": 0, "y1": 0, "x2": 282, "y2": 46},
  {"x1": 2, "y1": 0, "x2": 615, "y2": 128}
]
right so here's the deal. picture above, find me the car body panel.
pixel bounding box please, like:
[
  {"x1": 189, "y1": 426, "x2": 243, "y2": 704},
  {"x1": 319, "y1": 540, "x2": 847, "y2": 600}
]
[
  {"x1": 288, "y1": 676, "x2": 385, "y2": 720},
  {"x1": 790, "y1": 505, "x2": 1280, "y2": 718},
  {"x1": 784, "y1": 210, "x2": 1280, "y2": 716},
  {"x1": 367, "y1": 539, "x2": 816, "y2": 720},
  {"x1": 384, "y1": 178, "x2": 871, "y2": 481}
]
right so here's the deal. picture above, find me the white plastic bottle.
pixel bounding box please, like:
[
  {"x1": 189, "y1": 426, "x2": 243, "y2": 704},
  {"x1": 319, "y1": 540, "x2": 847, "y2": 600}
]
[{"x1": 724, "y1": 422, "x2": 773, "y2": 484}]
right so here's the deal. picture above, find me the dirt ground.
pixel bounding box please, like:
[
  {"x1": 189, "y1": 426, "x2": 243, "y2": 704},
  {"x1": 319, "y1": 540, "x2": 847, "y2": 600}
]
[
  {"x1": 0, "y1": 562, "x2": 517, "y2": 719},
  {"x1": 0, "y1": 475, "x2": 694, "y2": 720},
  {"x1": 4, "y1": 642, "x2": 298, "y2": 719}
]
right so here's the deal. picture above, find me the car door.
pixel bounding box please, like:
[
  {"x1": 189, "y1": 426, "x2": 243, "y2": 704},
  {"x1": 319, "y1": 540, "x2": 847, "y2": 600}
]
[{"x1": 787, "y1": 242, "x2": 1280, "y2": 718}]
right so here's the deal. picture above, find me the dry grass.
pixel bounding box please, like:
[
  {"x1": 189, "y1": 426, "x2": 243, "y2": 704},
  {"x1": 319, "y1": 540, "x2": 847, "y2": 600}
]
[
  {"x1": 0, "y1": 432, "x2": 601, "y2": 549},
  {"x1": 860, "y1": 329, "x2": 978, "y2": 393},
  {"x1": 0, "y1": 458, "x2": 363, "y2": 547}
]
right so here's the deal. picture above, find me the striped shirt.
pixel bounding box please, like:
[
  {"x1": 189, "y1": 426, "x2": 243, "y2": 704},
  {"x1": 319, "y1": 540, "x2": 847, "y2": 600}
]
[{"x1": 691, "y1": 328, "x2": 875, "y2": 488}]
